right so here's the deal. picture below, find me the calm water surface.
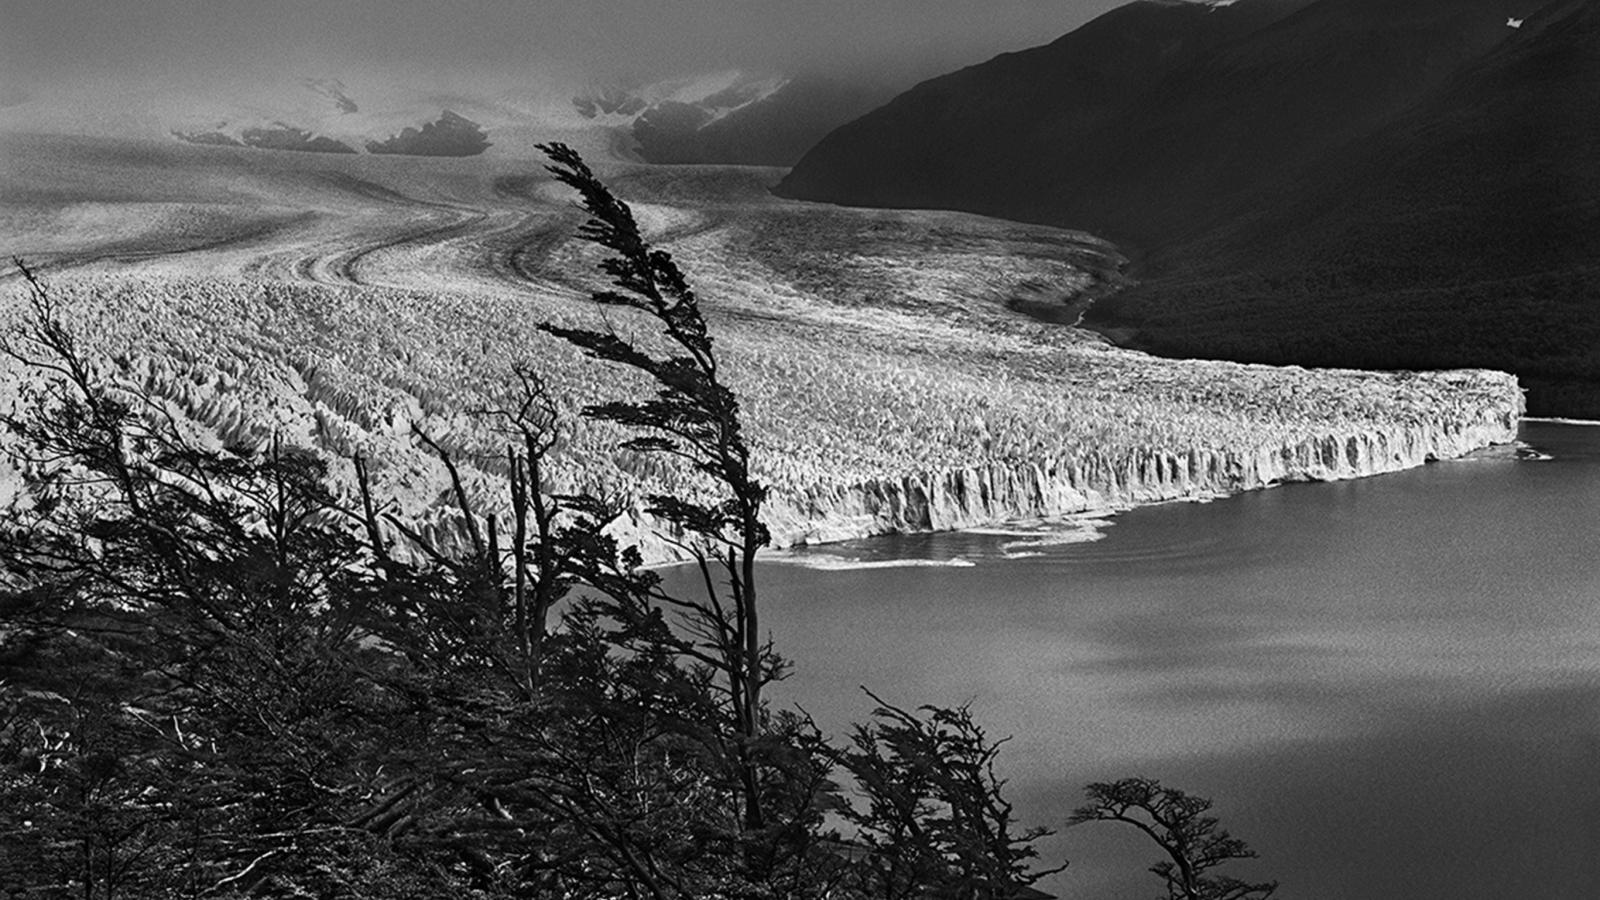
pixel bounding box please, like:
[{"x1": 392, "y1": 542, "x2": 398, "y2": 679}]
[{"x1": 714, "y1": 422, "x2": 1600, "y2": 899}]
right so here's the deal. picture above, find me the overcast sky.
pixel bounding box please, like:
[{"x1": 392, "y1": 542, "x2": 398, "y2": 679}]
[{"x1": 4, "y1": 0, "x2": 1128, "y2": 94}]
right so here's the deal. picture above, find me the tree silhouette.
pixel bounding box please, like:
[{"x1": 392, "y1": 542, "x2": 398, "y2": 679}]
[
  {"x1": 1070, "y1": 777, "x2": 1276, "y2": 900},
  {"x1": 535, "y1": 142, "x2": 780, "y2": 835},
  {"x1": 840, "y1": 690, "x2": 1066, "y2": 899}
]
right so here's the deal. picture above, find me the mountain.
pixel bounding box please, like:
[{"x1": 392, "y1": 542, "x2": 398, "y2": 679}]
[
  {"x1": 777, "y1": 0, "x2": 1320, "y2": 242},
  {"x1": 574, "y1": 70, "x2": 894, "y2": 166},
  {"x1": 366, "y1": 110, "x2": 491, "y2": 157},
  {"x1": 777, "y1": 0, "x2": 1600, "y2": 413},
  {"x1": 1097, "y1": 0, "x2": 1600, "y2": 412},
  {"x1": 168, "y1": 78, "x2": 492, "y2": 158},
  {"x1": 149, "y1": 68, "x2": 886, "y2": 165},
  {"x1": 3, "y1": 59, "x2": 887, "y2": 167}
]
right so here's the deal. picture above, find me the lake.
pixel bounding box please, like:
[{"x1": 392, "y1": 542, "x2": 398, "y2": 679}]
[{"x1": 694, "y1": 421, "x2": 1600, "y2": 899}]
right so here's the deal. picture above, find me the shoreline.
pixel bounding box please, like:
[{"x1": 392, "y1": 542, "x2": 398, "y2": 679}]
[
  {"x1": 771, "y1": 418, "x2": 1519, "y2": 548},
  {"x1": 1523, "y1": 416, "x2": 1600, "y2": 426},
  {"x1": 628, "y1": 379, "x2": 1524, "y2": 564}
]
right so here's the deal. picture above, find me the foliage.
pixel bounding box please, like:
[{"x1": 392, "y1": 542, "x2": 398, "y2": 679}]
[
  {"x1": 0, "y1": 261, "x2": 443, "y2": 897},
  {"x1": 838, "y1": 691, "x2": 1065, "y2": 900},
  {"x1": 1069, "y1": 777, "x2": 1276, "y2": 900}
]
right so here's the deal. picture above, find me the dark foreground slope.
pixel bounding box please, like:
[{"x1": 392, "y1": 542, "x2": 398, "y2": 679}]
[{"x1": 778, "y1": 0, "x2": 1600, "y2": 414}]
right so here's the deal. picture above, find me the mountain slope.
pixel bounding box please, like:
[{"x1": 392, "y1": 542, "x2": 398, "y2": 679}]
[
  {"x1": 1096, "y1": 0, "x2": 1600, "y2": 412},
  {"x1": 778, "y1": 0, "x2": 1599, "y2": 413},
  {"x1": 775, "y1": 0, "x2": 1319, "y2": 242},
  {"x1": 778, "y1": 0, "x2": 1530, "y2": 242}
]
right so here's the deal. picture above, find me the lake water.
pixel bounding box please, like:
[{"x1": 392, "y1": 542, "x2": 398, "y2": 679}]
[{"x1": 696, "y1": 421, "x2": 1600, "y2": 899}]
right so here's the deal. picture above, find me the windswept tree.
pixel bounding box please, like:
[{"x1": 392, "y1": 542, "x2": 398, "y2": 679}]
[
  {"x1": 534, "y1": 142, "x2": 782, "y2": 835},
  {"x1": 1070, "y1": 777, "x2": 1277, "y2": 900}
]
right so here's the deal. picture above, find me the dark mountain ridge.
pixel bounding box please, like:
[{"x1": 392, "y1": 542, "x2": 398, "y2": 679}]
[
  {"x1": 777, "y1": 0, "x2": 1322, "y2": 242},
  {"x1": 777, "y1": 0, "x2": 1600, "y2": 414}
]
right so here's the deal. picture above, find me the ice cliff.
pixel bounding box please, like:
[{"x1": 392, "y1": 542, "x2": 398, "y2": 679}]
[{"x1": 744, "y1": 373, "x2": 1524, "y2": 552}]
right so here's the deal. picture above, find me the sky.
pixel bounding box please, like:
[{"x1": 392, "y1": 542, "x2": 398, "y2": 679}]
[{"x1": 2, "y1": 0, "x2": 1128, "y2": 96}]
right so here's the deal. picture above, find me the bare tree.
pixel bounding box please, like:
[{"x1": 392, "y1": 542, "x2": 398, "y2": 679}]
[{"x1": 349, "y1": 361, "x2": 616, "y2": 696}]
